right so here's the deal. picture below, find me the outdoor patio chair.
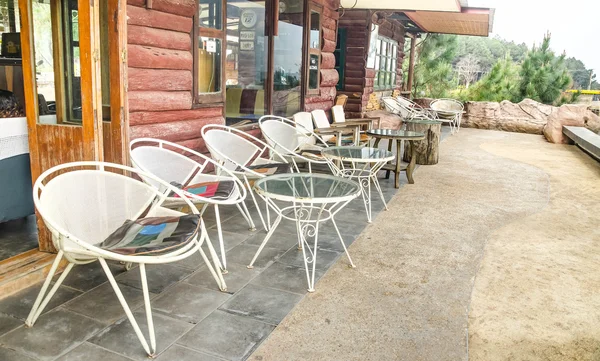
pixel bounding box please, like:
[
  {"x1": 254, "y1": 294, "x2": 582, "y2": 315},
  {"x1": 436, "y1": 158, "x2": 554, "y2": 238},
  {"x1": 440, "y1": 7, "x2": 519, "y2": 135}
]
[
  {"x1": 396, "y1": 95, "x2": 437, "y2": 119},
  {"x1": 26, "y1": 161, "x2": 226, "y2": 358},
  {"x1": 311, "y1": 109, "x2": 364, "y2": 146},
  {"x1": 259, "y1": 115, "x2": 330, "y2": 173},
  {"x1": 430, "y1": 98, "x2": 464, "y2": 133},
  {"x1": 201, "y1": 124, "x2": 292, "y2": 231},
  {"x1": 331, "y1": 105, "x2": 379, "y2": 145},
  {"x1": 130, "y1": 138, "x2": 253, "y2": 273}
]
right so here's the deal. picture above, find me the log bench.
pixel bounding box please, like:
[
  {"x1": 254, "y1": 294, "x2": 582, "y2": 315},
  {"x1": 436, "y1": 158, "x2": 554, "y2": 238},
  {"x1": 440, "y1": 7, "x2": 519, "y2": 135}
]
[{"x1": 563, "y1": 126, "x2": 600, "y2": 162}]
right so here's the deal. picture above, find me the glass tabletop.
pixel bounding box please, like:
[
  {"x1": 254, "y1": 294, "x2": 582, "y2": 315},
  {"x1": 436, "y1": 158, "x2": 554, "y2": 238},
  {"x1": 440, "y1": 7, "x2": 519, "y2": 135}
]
[
  {"x1": 321, "y1": 146, "x2": 395, "y2": 162},
  {"x1": 403, "y1": 117, "x2": 443, "y2": 125},
  {"x1": 366, "y1": 129, "x2": 425, "y2": 139},
  {"x1": 254, "y1": 173, "x2": 361, "y2": 203}
]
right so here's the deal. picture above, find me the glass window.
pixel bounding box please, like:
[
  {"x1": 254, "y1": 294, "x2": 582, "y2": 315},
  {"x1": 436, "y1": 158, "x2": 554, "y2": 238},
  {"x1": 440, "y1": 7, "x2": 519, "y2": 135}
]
[
  {"x1": 309, "y1": 10, "x2": 320, "y2": 49},
  {"x1": 195, "y1": 0, "x2": 225, "y2": 102},
  {"x1": 374, "y1": 36, "x2": 397, "y2": 90},
  {"x1": 304, "y1": 3, "x2": 321, "y2": 98}
]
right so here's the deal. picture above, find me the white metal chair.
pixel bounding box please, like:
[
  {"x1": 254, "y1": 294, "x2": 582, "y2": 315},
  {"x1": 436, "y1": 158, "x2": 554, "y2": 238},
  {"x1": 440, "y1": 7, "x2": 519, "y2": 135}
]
[
  {"x1": 26, "y1": 161, "x2": 226, "y2": 358},
  {"x1": 201, "y1": 124, "x2": 291, "y2": 231},
  {"x1": 130, "y1": 138, "x2": 253, "y2": 273},
  {"x1": 259, "y1": 115, "x2": 330, "y2": 173},
  {"x1": 430, "y1": 98, "x2": 464, "y2": 133},
  {"x1": 395, "y1": 95, "x2": 437, "y2": 119}
]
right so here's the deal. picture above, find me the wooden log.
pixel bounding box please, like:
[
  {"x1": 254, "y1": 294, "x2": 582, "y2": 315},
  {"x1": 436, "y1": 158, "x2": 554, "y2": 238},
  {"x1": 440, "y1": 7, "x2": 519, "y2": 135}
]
[
  {"x1": 344, "y1": 84, "x2": 364, "y2": 92},
  {"x1": 127, "y1": 0, "x2": 145, "y2": 6},
  {"x1": 323, "y1": 6, "x2": 339, "y2": 20},
  {"x1": 130, "y1": 107, "x2": 223, "y2": 125},
  {"x1": 320, "y1": 69, "x2": 339, "y2": 87},
  {"x1": 151, "y1": 0, "x2": 196, "y2": 17},
  {"x1": 128, "y1": 25, "x2": 191, "y2": 51},
  {"x1": 346, "y1": 47, "x2": 365, "y2": 56},
  {"x1": 346, "y1": 37, "x2": 368, "y2": 47},
  {"x1": 128, "y1": 90, "x2": 192, "y2": 111},
  {"x1": 128, "y1": 68, "x2": 192, "y2": 91},
  {"x1": 365, "y1": 78, "x2": 374, "y2": 87},
  {"x1": 322, "y1": 16, "x2": 336, "y2": 31},
  {"x1": 346, "y1": 55, "x2": 365, "y2": 64},
  {"x1": 128, "y1": 44, "x2": 193, "y2": 70},
  {"x1": 131, "y1": 117, "x2": 223, "y2": 142},
  {"x1": 305, "y1": 86, "x2": 336, "y2": 103},
  {"x1": 403, "y1": 121, "x2": 441, "y2": 165},
  {"x1": 127, "y1": 5, "x2": 192, "y2": 33},
  {"x1": 345, "y1": 69, "x2": 365, "y2": 78},
  {"x1": 338, "y1": 9, "x2": 367, "y2": 18},
  {"x1": 322, "y1": 27, "x2": 336, "y2": 42},
  {"x1": 322, "y1": 39, "x2": 336, "y2": 53},
  {"x1": 344, "y1": 103, "x2": 361, "y2": 112},
  {"x1": 321, "y1": 53, "x2": 335, "y2": 69},
  {"x1": 345, "y1": 77, "x2": 364, "y2": 86},
  {"x1": 365, "y1": 68, "x2": 376, "y2": 78}
]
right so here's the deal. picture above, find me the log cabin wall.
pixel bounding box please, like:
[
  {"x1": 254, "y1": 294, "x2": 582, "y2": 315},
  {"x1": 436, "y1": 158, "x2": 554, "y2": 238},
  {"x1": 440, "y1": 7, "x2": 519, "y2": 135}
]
[
  {"x1": 338, "y1": 10, "x2": 405, "y2": 117},
  {"x1": 304, "y1": 0, "x2": 340, "y2": 113},
  {"x1": 126, "y1": 0, "x2": 223, "y2": 153}
]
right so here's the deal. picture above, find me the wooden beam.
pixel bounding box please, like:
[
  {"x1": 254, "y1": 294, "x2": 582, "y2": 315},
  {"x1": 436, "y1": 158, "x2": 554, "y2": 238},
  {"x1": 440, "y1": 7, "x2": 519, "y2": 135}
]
[{"x1": 406, "y1": 36, "x2": 416, "y2": 95}]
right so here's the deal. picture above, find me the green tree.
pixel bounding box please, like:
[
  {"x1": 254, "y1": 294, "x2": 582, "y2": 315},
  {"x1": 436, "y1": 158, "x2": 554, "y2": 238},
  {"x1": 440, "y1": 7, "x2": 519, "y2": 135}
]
[
  {"x1": 467, "y1": 55, "x2": 519, "y2": 102},
  {"x1": 411, "y1": 34, "x2": 458, "y2": 98},
  {"x1": 516, "y1": 32, "x2": 571, "y2": 105}
]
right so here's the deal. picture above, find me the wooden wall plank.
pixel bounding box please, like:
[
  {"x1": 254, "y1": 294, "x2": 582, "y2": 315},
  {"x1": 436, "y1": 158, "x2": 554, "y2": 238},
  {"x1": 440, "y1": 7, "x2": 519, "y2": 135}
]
[
  {"x1": 127, "y1": 5, "x2": 192, "y2": 33},
  {"x1": 128, "y1": 44, "x2": 193, "y2": 69},
  {"x1": 130, "y1": 107, "x2": 223, "y2": 125},
  {"x1": 128, "y1": 68, "x2": 192, "y2": 91},
  {"x1": 128, "y1": 24, "x2": 191, "y2": 50},
  {"x1": 128, "y1": 91, "x2": 193, "y2": 111}
]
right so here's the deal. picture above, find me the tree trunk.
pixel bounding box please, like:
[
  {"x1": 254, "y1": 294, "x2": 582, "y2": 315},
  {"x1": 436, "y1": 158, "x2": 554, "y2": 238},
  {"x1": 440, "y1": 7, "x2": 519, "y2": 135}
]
[{"x1": 403, "y1": 121, "x2": 441, "y2": 165}]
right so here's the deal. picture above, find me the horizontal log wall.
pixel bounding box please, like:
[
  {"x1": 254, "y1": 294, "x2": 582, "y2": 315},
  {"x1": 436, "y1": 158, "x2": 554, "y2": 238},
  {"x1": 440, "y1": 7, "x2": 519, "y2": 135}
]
[
  {"x1": 127, "y1": 0, "x2": 223, "y2": 153},
  {"x1": 339, "y1": 10, "x2": 405, "y2": 117},
  {"x1": 305, "y1": 0, "x2": 340, "y2": 113}
]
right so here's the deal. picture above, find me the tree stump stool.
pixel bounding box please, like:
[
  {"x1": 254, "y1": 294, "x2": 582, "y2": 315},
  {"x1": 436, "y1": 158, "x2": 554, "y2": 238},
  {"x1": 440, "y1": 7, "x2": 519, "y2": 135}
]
[{"x1": 402, "y1": 118, "x2": 442, "y2": 165}]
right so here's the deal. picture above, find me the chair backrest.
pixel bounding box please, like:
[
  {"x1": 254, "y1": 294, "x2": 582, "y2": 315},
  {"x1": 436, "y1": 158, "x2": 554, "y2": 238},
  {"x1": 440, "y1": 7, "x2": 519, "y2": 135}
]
[
  {"x1": 259, "y1": 116, "x2": 305, "y2": 154},
  {"x1": 396, "y1": 96, "x2": 413, "y2": 108},
  {"x1": 202, "y1": 125, "x2": 264, "y2": 171},
  {"x1": 430, "y1": 98, "x2": 463, "y2": 112},
  {"x1": 293, "y1": 112, "x2": 314, "y2": 132},
  {"x1": 34, "y1": 162, "x2": 196, "y2": 250},
  {"x1": 331, "y1": 105, "x2": 346, "y2": 123},
  {"x1": 130, "y1": 140, "x2": 200, "y2": 190},
  {"x1": 311, "y1": 109, "x2": 330, "y2": 129}
]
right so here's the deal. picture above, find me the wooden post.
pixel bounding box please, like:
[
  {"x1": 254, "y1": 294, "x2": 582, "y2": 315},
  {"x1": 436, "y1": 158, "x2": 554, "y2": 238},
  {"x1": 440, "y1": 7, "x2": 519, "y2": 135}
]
[{"x1": 405, "y1": 34, "x2": 416, "y2": 95}]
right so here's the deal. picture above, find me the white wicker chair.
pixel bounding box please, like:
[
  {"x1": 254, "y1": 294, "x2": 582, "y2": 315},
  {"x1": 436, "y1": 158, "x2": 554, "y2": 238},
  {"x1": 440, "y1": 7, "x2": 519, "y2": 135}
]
[
  {"x1": 27, "y1": 161, "x2": 225, "y2": 357},
  {"x1": 259, "y1": 115, "x2": 329, "y2": 173},
  {"x1": 130, "y1": 138, "x2": 253, "y2": 273},
  {"x1": 430, "y1": 98, "x2": 464, "y2": 133},
  {"x1": 201, "y1": 124, "x2": 291, "y2": 231},
  {"x1": 396, "y1": 95, "x2": 437, "y2": 119}
]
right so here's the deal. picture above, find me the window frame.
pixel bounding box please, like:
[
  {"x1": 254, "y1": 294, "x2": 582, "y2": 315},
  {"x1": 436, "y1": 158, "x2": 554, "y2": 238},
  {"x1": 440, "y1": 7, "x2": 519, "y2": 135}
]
[
  {"x1": 193, "y1": 0, "x2": 226, "y2": 106},
  {"x1": 374, "y1": 36, "x2": 398, "y2": 90},
  {"x1": 304, "y1": 1, "x2": 322, "y2": 96}
]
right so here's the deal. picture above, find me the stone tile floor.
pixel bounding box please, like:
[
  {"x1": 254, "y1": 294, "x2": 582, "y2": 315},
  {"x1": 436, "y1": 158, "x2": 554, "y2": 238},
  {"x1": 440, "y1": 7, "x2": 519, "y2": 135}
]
[{"x1": 0, "y1": 172, "x2": 400, "y2": 361}]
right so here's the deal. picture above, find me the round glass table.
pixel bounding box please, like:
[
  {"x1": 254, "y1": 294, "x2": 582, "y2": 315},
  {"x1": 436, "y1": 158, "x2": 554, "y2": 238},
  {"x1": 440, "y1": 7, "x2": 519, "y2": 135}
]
[
  {"x1": 366, "y1": 129, "x2": 426, "y2": 188},
  {"x1": 321, "y1": 146, "x2": 395, "y2": 223},
  {"x1": 251, "y1": 173, "x2": 361, "y2": 292}
]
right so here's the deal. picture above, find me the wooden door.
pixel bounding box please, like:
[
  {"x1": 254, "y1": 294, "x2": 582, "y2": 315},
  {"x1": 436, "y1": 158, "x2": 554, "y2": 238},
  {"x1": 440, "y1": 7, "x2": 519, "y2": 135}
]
[{"x1": 18, "y1": 0, "x2": 128, "y2": 252}]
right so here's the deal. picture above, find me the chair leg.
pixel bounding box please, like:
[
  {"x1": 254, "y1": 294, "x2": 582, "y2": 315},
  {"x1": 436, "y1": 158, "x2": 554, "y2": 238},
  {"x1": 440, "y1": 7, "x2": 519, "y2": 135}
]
[
  {"x1": 213, "y1": 204, "x2": 227, "y2": 273},
  {"x1": 199, "y1": 232, "x2": 228, "y2": 292},
  {"x1": 139, "y1": 264, "x2": 156, "y2": 354},
  {"x1": 25, "y1": 251, "x2": 73, "y2": 327},
  {"x1": 236, "y1": 202, "x2": 256, "y2": 231},
  {"x1": 98, "y1": 258, "x2": 153, "y2": 357},
  {"x1": 246, "y1": 177, "x2": 268, "y2": 231},
  {"x1": 248, "y1": 214, "x2": 282, "y2": 269}
]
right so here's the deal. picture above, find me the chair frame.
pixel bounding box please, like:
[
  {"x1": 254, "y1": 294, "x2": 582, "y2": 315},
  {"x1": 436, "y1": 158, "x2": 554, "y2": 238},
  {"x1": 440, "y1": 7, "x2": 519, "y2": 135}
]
[
  {"x1": 201, "y1": 124, "x2": 291, "y2": 231},
  {"x1": 259, "y1": 115, "x2": 330, "y2": 173},
  {"x1": 130, "y1": 138, "x2": 254, "y2": 273},
  {"x1": 430, "y1": 98, "x2": 464, "y2": 133},
  {"x1": 27, "y1": 161, "x2": 226, "y2": 357}
]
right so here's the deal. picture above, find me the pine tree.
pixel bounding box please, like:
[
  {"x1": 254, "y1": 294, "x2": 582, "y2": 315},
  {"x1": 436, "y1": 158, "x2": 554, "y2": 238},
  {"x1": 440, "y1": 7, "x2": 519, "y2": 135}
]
[
  {"x1": 516, "y1": 32, "x2": 571, "y2": 104},
  {"x1": 410, "y1": 34, "x2": 458, "y2": 98},
  {"x1": 468, "y1": 54, "x2": 519, "y2": 102}
]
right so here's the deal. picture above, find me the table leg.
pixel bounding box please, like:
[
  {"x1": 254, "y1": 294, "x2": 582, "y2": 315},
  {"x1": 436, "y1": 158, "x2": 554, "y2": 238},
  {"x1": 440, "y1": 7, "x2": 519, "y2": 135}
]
[
  {"x1": 394, "y1": 139, "x2": 402, "y2": 188},
  {"x1": 406, "y1": 140, "x2": 416, "y2": 184},
  {"x1": 295, "y1": 207, "x2": 323, "y2": 292},
  {"x1": 385, "y1": 139, "x2": 393, "y2": 179}
]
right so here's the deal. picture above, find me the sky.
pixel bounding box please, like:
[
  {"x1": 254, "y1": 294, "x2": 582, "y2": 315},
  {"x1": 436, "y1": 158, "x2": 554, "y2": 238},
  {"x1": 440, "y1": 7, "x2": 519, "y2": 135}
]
[{"x1": 469, "y1": 0, "x2": 599, "y2": 74}]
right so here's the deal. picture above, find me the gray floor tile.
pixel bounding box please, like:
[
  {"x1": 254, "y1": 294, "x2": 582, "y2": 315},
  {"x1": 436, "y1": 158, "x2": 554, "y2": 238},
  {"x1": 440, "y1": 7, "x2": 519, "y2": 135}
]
[
  {"x1": 210, "y1": 216, "x2": 261, "y2": 235},
  {"x1": 89, "y1": 310, "x2": 193, "y2": 361},
  {"x1": 243, "y1": 227, "x2": 299, "y2": 251},
  {"x1": 155, "y1": 344, "x2": 225, "y2": 361},
  {"x1": 115, "y1": 264, "x2": 194, "y2": 294},
  {"x1": 0, "y1": 346, "x2": 38, "y2": 361},
  {"x1": 0, "y1": 282, "x2": 82, "y2": 321},
  {"x1": 313, "y1": 231, "x2": 356, "y2": 252},
  {"x1": 55, "y1": 342, "x2": 133, "y2": 361},
  {"x1": 185, "y1": 262, "x2": 262, "y2": 294},
  {"x1": 177, "y1": 310, "x2": 274, "y2": 361},
  {"x1": 152, "y1": 282, "x2": 231, "y2": 324},
  {"x1": 170, "y1": 251, "x2": 208, "y2": 271},
  {"x1": 0, "y1": 309, "x2": 104, "y2": 361},
  {"x1": 64, "y1": 283, "x2": 148, "y2": 324},
  {"x1": 219, "y1": 284, "x2": 303, "y2": 325},
  {"x1": 55, "y1": 261, "x2": 126, "y2": 292},
  {"x1": 0, "y1": 314, "x2": 22, "y2": 336},
  {"x1": 225, "y1": 244, "x2": 287, "y2": 269},
  {"x1": 277, "y1": 246, "x2": 343, "y2": 271},
  {"x1": 250, "y1": 262, "x2": 325, "y2": 295},
  {"x1": 0, "y1": 215, "x2": 38, "y2": 261},
  {"x1": 319, "y1": 218, "x2": 368, "y2": 237}
]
